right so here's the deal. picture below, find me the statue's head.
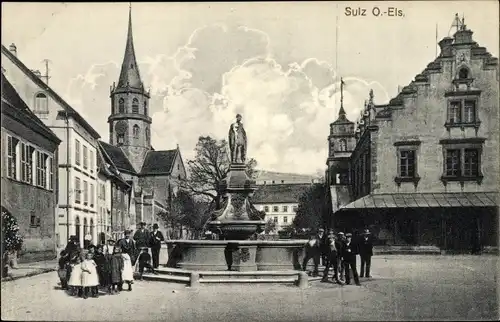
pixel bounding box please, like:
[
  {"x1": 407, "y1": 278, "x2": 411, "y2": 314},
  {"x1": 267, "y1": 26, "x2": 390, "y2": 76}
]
[{"x1": 236, "y1": 114, "x2": 242, "y2": 122}]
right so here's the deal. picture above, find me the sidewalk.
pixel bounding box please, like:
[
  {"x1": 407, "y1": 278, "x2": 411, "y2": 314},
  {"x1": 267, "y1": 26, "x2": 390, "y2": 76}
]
[{"x1": 2, "y1": 259, "x2": 58, "y2": 282}]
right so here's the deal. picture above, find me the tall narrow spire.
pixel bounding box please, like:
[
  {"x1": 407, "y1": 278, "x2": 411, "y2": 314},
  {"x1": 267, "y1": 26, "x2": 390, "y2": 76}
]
[
  {"x1": 117, "y1": 5, "x2": 143, "y2": 89},
  {"x1": 338, "y1": 77, "x2": 346, "y2": 117}
]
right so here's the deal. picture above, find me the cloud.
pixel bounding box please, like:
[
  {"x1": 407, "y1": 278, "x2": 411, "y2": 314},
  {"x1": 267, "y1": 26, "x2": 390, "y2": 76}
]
[{"x1": 65, "y1": 23, "x2": 390, "y2": 175}]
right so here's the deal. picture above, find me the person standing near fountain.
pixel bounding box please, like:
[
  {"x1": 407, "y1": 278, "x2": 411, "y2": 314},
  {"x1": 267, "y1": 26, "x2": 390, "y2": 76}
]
[{"x1": 149, "y1": 223, "x2": 164, "y2": 269}]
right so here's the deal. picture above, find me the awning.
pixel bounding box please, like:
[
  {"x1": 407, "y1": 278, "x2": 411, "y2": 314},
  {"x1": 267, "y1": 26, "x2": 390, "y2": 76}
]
[{"x1": 339, "y1": 192, "x2": 498, "y2": 210}]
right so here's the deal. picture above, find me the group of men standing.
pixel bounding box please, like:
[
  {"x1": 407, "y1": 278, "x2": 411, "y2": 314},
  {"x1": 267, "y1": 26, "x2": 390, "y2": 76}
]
[{"x1": 302, "y1": 228, "x2": 374, "y2": 286}]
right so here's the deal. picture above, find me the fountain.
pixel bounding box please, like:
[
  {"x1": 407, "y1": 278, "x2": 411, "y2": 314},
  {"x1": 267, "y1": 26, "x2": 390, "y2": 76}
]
[{"x1": 163, "y1": 114, "x2": 309, "y2": 284}]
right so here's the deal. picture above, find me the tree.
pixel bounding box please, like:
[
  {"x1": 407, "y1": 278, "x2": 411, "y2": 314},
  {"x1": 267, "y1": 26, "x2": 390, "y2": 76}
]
[
  {"x1": 180, "y1": 136, "x2": 257, "y2": 209},
  {"x1": 264, "y1": 218, "x2": 277, "y2": 234},
  {"x1": 292, "y1": 183, "x2": 330, "y2": 230}
]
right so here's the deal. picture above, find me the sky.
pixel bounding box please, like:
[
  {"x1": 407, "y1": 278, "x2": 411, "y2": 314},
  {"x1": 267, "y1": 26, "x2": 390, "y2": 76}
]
[{"x1": 1, "y1": 1, "x2": 499, "y2": 175}]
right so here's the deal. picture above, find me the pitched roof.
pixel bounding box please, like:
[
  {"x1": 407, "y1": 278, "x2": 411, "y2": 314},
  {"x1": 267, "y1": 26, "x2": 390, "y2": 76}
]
[
  {"x1": 140, "y1": 149, "x2": 177, "y2": 175},
  {"x1": 1, "y1": 73, "x2": 61, "y2": 144},
  {"x1": 1, "y1": 45, "x2": 101, "y2": 139},
  {"x1": 116, "y1": 7, "x2": 143, "y2": 90},
  {"x1": 98, "y1": 141, "x2": 136, "y2": 174},
  {"x1": 251, "y1": 183, "x2": 313, "y2": 204}
]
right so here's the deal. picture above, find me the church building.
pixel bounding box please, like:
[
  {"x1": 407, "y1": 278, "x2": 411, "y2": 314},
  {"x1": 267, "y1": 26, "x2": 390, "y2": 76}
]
[{"x1": 100, "y1": 7, "x2": 187, "y2": 233}]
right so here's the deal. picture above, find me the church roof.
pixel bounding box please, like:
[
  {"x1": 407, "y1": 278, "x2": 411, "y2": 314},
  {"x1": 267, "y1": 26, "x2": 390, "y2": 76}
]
[
  {"x1": 99, "y1": 141, "x2": 137, "y2": 174},
  {"x1": 116, "y1": 7, "x2": 143, "y2": 90},
  {"x1": 1, "y1": 73, "x2": 61, "y2": 144},
  {"x1": 140, "y1": 149, "x2": 177, "y2": 175},
  {"x1": 251, "y1": 183, "x2": 313, "y2": 204}
]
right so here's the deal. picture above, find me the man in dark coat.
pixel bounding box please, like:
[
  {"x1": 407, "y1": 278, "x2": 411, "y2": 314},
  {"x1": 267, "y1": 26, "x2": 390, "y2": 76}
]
[
  {"x1": 336, "y1": 232, "x2": 346, "y2": 281},
  {"x1": 317, "y1": 228, "x2": 328, "y2": 266},
  {"x1": 321, "y1": 231, "x2": 342, "y2": 284},
  {"x1": 149, "y1": 223, "x2": 165, "y2": 269},
  {"x1": 302, "y1": 231, "x2": 321, "y2": 277},
  {"x1": 133, "y1": 222, "x2": 150, "y2": 249},
  {"x1": 116, "y1": 230, "x2": 137, "y2": 264},
  {"x1": 359, "y1": 229, "x2": 374, "y2": 278},
  {"x1": 343, "y1": 233, "x2": 360, "y2": 286}
]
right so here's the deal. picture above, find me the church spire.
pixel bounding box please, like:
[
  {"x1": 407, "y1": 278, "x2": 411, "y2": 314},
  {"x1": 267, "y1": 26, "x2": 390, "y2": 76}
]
[
  {"x1": 338, "y1": 77, "x2": 346, "y2": 117},
  {"x1": 117, "y1": 5, "x2": 143, "y2": 89}
]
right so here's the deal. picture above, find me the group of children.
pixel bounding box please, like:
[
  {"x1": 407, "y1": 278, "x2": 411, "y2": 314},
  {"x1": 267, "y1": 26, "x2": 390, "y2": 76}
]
[{"x1": 58, "y1": 242, "x2": 154, "y2": 299}]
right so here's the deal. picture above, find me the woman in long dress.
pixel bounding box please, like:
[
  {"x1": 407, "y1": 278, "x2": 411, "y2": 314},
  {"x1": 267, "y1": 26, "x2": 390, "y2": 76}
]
[{"x1": 121, "y1": 252, "x2": 134, "y2": 291}]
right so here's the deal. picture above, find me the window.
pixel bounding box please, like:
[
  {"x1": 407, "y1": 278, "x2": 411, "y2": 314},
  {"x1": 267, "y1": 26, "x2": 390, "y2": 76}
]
[
  {"x1": 75, "y1": 140, "x2": 81, "y2": 165},
  {"x1": 144, "y1": 101, "x2": 148, "y2": 116},
  {"x1": 46, "y1": 156, "x2": 53, "y2": 190},
  {"x1": 118, "y1": 98, "x2": 125, "y2": 113},
  {"x1": 145, "y1": 128, "x2": 150, "y2": 142},
  {"x1": 339, "y1": 139, "x2": 347, "y2": 151},
  {"x1": 133, "y1": 125, "x2": 140, "y2": 138},
  {"x1": 283, "y1": 216, "x2": 288, "y2": 223},
  {"x1": 89, "y1": 150, "x2": 94, "y2": 173},
  {"x1": 132, "y1": 98, "x2": 139, "y2": 113},
  {"x1": 75, "y1": 177, "x2": 81, "y2": 203},
  {"x1": 464, "y1": 100, "x2": 476, "y2": 123},
  {"x1": 447, "y1": 101, "x2": 461, "y2": 124},
  {"x1": 35, "y1": 151, "x2": 47, "y2": 188},
  {"x1": 464, "y1": 149, "x2": 479, "y2": 177},
  {"x1": 83, "y1": 146, "x2": 88, "y2": 169},
  {"x1": 281, "y1": 180, "x2": 285, "y2": 184},
  {"x1": 100, "y1": 183, "x2": 106, "y2": 199},
  {"x1": 283, "y1": 206, "x2": 288, "y2": 212},
  {"x1": 399, "y1": 150, "x2": 415, "y2": 178},
  {"x1": 34, "y1": 93, "x2": 48, "y2": 118},
  {"x1": 20, "y1": 143, "x2": 34, "y2": 184},
  {"x1": 90, "y1": 183, "x2": 95, "y2": 207},
  {"x1": 6, "y1": 135, "x2": 18, "y2": 179},
  {"x1": 273, "y1": 206, "x2": 279, "y2": 212},
  {"x1": 458, "y1": 68, "x2": 469, "y2": 79},
  {"x1": 264, "y1": 206, "x2": 269, "y2": 212},
  {"x1": 445, "y1": 149, "x2": 461, "y2": 177},
  {"x1": 83, "y1": 181, "x2": 88, "y2": 205},
  {"x1": 30, "y1": 212, "x2": 40, "y2": 227},
  {"x1": 273, "y1": 216, "x2": 278, "y2": 223},
  {"x1": 446, "y1": 99, "x2": 478, "y2": 126},
  {"x1": 117, "y1": 134, "x2": 124, "y2": 146}
]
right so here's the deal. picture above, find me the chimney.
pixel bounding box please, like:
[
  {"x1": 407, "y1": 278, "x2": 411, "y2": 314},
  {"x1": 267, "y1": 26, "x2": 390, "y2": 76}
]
[
  {"x1": 8, "y1": 43, "x2": 17, "y2": 57},
  {"x1": 438, "y1": 37, "x2": 454, "y2": 57}
]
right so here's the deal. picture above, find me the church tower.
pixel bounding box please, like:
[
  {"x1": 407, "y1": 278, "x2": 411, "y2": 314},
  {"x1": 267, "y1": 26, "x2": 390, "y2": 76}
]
[
  {"x1": 108, "y1": 6, "x2": 151, "y2": 172},
  {"x1": 326, "y1": 78, "x2": 356, "y2": 186}
]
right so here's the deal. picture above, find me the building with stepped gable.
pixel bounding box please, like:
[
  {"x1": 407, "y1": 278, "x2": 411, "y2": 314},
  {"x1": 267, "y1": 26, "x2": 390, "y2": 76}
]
[{"x1": 327, "y1": 17, "x2": 499, "y2": 253}]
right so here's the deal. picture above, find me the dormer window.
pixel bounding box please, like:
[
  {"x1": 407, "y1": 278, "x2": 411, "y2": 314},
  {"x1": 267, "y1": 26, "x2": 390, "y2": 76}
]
[{"x1": 34, "y1": 93, "x2": 49, "y2": 118}]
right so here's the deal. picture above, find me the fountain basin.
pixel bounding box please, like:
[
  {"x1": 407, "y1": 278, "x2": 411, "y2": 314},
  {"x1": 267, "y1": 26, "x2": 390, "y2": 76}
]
[{"x1": 166, "y1": 239, "x2": 308, "y2": 272}]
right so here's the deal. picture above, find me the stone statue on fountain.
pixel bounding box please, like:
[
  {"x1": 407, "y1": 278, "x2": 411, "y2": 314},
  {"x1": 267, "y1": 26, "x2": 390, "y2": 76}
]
[{"x1": 228, "y1": 114, "x2": 247, "y2": 164}]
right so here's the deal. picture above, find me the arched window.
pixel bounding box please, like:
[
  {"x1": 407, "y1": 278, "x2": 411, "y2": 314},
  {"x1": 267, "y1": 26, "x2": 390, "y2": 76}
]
[
  {"x1": 34, "y1": 93, "x2": 48, "y2": 117},
  {"x1": 117, "y1": 134, "x2": 125, "y2": 146},
  {"x1": 339, "y1": 139, "x2": 347, "y2": 151},
  {"x1": 145, "y1": 127, "x2": 150, "y2": 142},
  {"x1": 75, "y1": 216, "x2": 81, "y2": 241},
  {"x1": 84, "y1": 217, "x2": 88, "y2": 235},
  {"x1": 144, "y1": 101, "x2": 148, "y2": 116},
  {"x1": 118, "y1": 98, "x2": 125, "y2": 113},
  {"x1": 90, "y1": 219, "x2": 94, "y2": 239},
  {"x1": 458, "y1": 67, "x2": 469, "y2": 79},
  {"x1": 133, "y1": 125, "x2": 140, "y2": 138},
  {"x1": 132, "y1": 98, "x2": 139, "y2": 113}
]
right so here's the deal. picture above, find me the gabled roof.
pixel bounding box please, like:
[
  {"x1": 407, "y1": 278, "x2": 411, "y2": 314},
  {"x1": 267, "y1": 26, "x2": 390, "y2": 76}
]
[
  {"x1": 97, "y1": 142, "x2": 131, "y2": 187},
  {"x1": 98, "y1": 141, "x2": 136, "y2": 174},
  {"x1": 1, "y1": 73, "x2": 61, "y2": 144},
  {"x1": 1, "y1": 45, "x2": 101, "y2": 139},
  {"x1": 251, "y1": 183, "x2": 313, "y2": 204},
  {"x1": 140, "y1": 149, "x2": 177, "y2": 175}
]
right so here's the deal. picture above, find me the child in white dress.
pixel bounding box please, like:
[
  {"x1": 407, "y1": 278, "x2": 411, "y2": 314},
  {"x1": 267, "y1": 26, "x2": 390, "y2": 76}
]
[
  {"x1": 67, "y1": 256, "x2": 82, "y2": 297},
  {"x1": 81, "y1": 251, "x2": 99, "y2": 299},
  {"x1": 121, "y1": 252, "x2": 134, "y2": 291}
]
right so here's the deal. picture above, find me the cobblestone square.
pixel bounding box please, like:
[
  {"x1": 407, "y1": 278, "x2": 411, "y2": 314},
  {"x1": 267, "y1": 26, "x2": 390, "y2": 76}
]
[{"x1": 2, "y1": 255, "x2": 498, "y2": 321}]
